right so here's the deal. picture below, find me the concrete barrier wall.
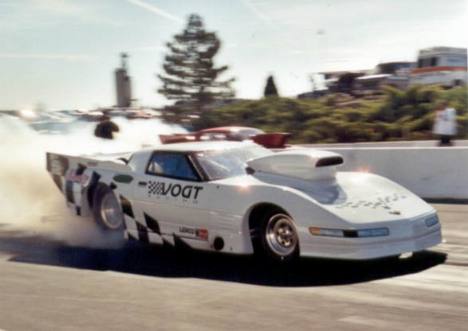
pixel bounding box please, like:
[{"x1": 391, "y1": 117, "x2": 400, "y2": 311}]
[{"x1": 318, "y1": 147, "x2": 468, "y2": 200}]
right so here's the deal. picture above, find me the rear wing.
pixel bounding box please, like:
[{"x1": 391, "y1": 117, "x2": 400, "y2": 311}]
[
  {"x1": 251, "y1": 133, "x2": 291, "y2": 148},
  {"x1": 159, "y1": 132, "x2": 291, "y2": 149},
  {"x1": 159, "y1": 133, "x2": 196, "y2": 144}
]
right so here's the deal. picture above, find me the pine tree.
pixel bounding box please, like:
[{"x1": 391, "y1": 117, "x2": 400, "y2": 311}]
[
  {"x1": 158, "y1": 14, "x2": 235, "y2": 115},
  {"x1": 264, "y1": 75, "x2": 279, "y2": 97}
]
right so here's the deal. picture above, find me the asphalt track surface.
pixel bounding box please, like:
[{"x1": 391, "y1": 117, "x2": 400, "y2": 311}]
[{"x1": 0, "y1": 204, "x2": 467, "y2": 331}]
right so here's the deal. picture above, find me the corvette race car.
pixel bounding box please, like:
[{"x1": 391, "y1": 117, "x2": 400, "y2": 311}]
[{"x1": 46, "y1": 141, "x2": 442, "y2": 261}]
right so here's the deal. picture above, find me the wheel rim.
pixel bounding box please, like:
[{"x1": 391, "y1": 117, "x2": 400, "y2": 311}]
[
  {"x1": 100, "y1": 192, "x2": 124, "y2": 230},
  {"x1": 265, "y1": 214, "x2": 298, "y2": 257}
]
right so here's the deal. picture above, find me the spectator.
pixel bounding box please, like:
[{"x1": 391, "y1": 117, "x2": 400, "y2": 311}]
[
  {"x1": 94, "y1": 115, "x2": 119, "y2": 140},
  {"x1": 433, "y1": 102, "x2": 457, "y2": 146}
]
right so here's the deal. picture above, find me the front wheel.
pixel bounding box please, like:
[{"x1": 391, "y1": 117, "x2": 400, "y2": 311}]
[
  {"x1": 92, "y1": 185, "x2": 124, "y2": 231},
  {"x1": 260, "y1": 212, "x2": 299, "y2": 262}
]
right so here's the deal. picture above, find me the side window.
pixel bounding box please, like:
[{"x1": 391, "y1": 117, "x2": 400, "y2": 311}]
[{"x1": 147, "y1": 153, "x2": 199, "y2": 181}]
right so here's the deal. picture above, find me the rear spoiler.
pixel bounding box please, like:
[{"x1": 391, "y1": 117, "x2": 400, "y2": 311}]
[
  {"x1": 251, "y1": 133, "x2": 291, "y2": 148},
  {"x1": 159, "y1": 132, "x2": 291, "y2": 149},
  {"x1": 159, "y1": 133, "x2": 196, "y2": 144}
]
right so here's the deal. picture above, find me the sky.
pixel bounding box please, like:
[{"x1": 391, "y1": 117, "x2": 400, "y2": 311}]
[{"x1": 0, "y1": 0, "x2": 466, "y2": 110}]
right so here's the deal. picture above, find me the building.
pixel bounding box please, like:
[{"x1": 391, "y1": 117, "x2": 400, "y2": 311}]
[
  {"x1": 353, "y1": 62, "x2": 416, "y2": 92},
  {"x1": 320, "y1": 70, "x2": 372, "y2": 93},
  {"x1": 410, "y1": 47, "x2": 467, "y2": 87},
  {"x1": 315, "y1": 46, "x2": 467, "y2": 95},
  {"x1": 297, "y1": 89, "x2": 329, "y2": 100},
  {"x1": 353, "y1": 74, "x2": 391, "y2": 93},
  {"x1": 318, "y1": 62, "x2": 417, "y2": 95},
  {"x1": 376, "y1": 62, "x2": 415, "y2": 75},
  {"x1": 115, "y1": 53, "x2": 132, "y2": 108}
]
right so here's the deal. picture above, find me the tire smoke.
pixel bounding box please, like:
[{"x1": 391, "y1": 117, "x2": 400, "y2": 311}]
[{"x1": 0, "y1": 115, "x2": 183, "y2": 248}]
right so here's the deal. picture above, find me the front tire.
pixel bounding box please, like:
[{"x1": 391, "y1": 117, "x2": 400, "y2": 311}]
[
  {"x1": 92, "y1": 185, "x2": 124, "y2": 231},
  {"x1": 260, "y1": 211, "x2": 299, "y2": 262}
]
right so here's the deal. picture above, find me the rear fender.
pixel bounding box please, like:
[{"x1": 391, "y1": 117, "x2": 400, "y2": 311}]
[
  {"x1": 46, "y1": 152, "x2": 134, "y2": 217},
  {"x1": 47, "y1": 152, "x2": 90, "y2": 216}
]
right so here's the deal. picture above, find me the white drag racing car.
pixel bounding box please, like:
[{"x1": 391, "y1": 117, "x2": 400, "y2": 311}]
[{"x1": 46, "y1": 141, "x2": 442, "y2": 261}]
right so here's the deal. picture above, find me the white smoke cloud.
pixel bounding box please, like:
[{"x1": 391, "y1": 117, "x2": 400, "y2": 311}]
[{"x1": 0, "y1": 115, "x2": 183, "y2": 248}]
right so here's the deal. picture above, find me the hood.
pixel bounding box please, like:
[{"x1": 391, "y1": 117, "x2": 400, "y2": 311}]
[
  {"x1": 302, "y1": 172, "x2": 434, "y2": 223},
  {"x1": 247, "y1": 149, "x2": 343, "y2": 181},
  {"x1": 250, "y1": 168, "x2": 434, "y2": 224}
]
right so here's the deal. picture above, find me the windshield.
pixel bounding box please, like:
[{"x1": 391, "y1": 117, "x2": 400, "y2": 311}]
[{"x1": 195, "y1": 145, "x2": 272, "y2": 180}]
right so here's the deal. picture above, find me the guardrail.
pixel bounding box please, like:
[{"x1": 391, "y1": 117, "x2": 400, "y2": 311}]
[{"x1": 315, "y1": 146, "x2": 468, "y2": 200}]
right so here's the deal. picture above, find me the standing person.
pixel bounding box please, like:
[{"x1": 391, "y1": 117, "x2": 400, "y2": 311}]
[
  {"x1": 444, "y1": 106, "x2": 458, "y2": 145},
  {"x1": 433, "y1": 102, "x2": 457, "y2": 146},
  {"x1": 94, "y1": 115, "x2": 120, "y2": 140}
]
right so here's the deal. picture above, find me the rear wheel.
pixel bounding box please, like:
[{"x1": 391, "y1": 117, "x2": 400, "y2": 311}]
[
  {"x1": 259, "y1": 211, "x2": 299, "y2": 262},
  {"x1": 92, "y1": 185, "x2": 124, "y2": 231}
]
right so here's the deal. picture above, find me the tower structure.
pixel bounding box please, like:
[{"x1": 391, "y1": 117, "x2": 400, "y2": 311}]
[{"x1": 115, "y1": 53, "x2": 132, "y2": 108}]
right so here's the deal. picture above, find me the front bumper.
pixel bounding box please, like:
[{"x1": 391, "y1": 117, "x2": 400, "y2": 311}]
[{"x1": 299, "y1": 225, "x2": 442, "y2": 260}]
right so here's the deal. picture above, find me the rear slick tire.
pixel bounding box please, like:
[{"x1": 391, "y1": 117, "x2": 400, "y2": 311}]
[{"x1": 92, "y1": 184, "x2": 124, "y2": 231}]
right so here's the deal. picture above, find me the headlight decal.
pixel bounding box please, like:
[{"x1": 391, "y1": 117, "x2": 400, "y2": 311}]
[
  {"x1": 356, "y1": 228, "x2": 390, "y2": 237},
  {"x1": 309, "y1": 227, "x2": 344, "y2": 237},
  {"x1": 309, "y1": 227, "x2": 390, "y2": 238}
]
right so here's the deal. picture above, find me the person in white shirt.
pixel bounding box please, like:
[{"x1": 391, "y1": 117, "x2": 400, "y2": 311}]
[{"x1": 433, "y1": 102, "x2": 457, "y2": 146}]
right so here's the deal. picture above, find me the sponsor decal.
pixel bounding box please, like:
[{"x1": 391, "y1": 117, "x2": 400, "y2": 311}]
[
  {"x1": 148, "y1": 181, "x2": 203, "y2": 200},
  {"x1": 196, "y1": 229, "x2": 209, "y2": 241},
  {"x1": 179, "y1": 226, "x2": 209, "y2": 241}
]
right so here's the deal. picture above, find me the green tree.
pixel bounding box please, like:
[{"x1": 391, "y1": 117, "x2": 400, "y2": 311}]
[
  {"x1": 195, "y1": 86, "x2": 467, "y2": 143},
  {"x1": 264, "y1": 75, "x2": 279, "y2": 97},
  {"x1": 158, "y1": 14, "x2": 235, "y2": 115}
]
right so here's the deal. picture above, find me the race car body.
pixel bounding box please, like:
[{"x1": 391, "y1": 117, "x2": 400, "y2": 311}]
[
  {"x1": 46, "y1": 141, "x2": 442, "y2": 261},
  {"x1": 159, "y1": 126, "x2": 291, "y2": 149}
]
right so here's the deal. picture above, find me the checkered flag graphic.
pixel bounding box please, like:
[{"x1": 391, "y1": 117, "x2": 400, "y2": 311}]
[{"x1": 148, "y1": 181, "x2": 163, "y2": 195}]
